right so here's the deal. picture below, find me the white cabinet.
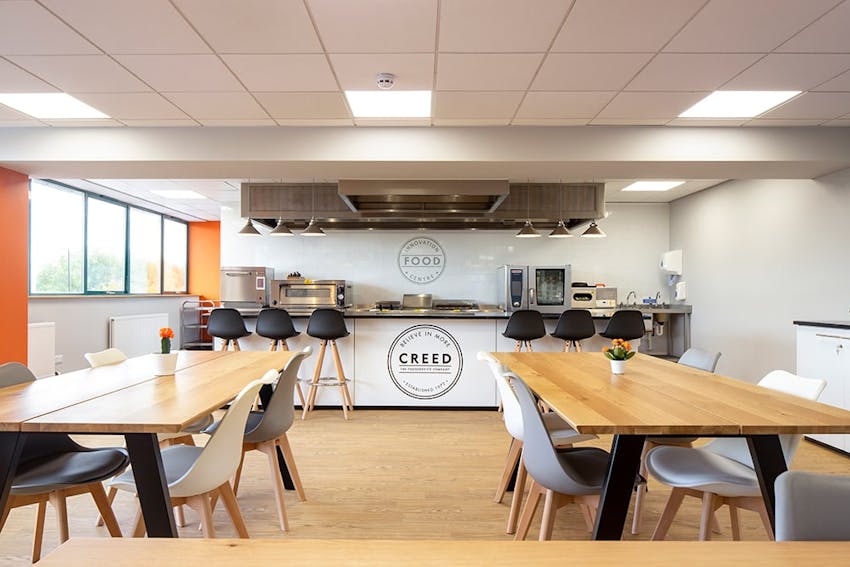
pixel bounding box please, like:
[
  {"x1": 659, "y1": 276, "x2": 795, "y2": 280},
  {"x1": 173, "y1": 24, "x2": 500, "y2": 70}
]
[{"x1": 796, "y1": 325, "x2": 850, "y2": 453}]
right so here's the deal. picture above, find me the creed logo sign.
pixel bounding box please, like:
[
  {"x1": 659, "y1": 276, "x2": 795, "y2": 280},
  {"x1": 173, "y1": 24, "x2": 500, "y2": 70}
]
[
  {"x1": 387, "y1": 324, "x2": 463, "y2": 400},
  {"x1": 398, "y1": 237, "x2": 446, "y2": 284}
]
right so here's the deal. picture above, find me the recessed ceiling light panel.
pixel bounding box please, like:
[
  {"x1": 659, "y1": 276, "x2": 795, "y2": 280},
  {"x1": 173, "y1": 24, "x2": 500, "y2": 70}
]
[
  {"x1": 150, "y1": 190, "x2": 207, "y2": 200},
  {"x1": 0, "y1": 93, "x2": 109, "y2": 119},
  {"x1": 679, "y1": 91, "x2": 800, "y2": 118},
  {"x1": 345, "y1": 90, "x2": 431, "y2": 118},
  {"x1": 622, "y1": 181, "x2": 685, "y2": 192}
]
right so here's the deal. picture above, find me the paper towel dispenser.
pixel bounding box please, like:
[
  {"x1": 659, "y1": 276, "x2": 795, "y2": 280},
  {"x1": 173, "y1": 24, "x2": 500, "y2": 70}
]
[{"x1": 661, "y1": 250, "x2": 683, "y2": 275}]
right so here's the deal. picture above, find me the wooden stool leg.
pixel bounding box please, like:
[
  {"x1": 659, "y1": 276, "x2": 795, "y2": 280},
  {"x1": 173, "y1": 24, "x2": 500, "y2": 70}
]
[
  {"x1": 330, "y1": 340, "x2": 350, "y2": 419},
  {"x1": 575, "y1": 340, "x2": 583, "y2": 352},
  {"x1": 302, "y1": 340, "x2": 327, "y2": 419},
  {"x1": 281, "y1": 340, "x2": 290, "y2": 351},
  {"x1": 232, "y1": 339, "x2": 242, "y2": 351},
  {"x1": 514, "y1": 341, "x2": 522, "y2": 352},
  {"x1": 525, "y1": 341, "x2": 534, "y2": 352},
  {"x1": 269, "y1": 340, "x2": 277, "y2": 351},
  {"x1": 219, "y1": 339, "x2": 229, "y2": 351}
]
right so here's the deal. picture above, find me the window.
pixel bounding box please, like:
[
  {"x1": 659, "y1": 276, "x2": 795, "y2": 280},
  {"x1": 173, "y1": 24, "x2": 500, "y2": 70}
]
[{"x1": 28, "y1": 180, "x2": 189, "y2": 295}]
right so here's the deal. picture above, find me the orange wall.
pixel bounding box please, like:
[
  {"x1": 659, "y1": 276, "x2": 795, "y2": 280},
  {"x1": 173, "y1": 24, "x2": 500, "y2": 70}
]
[
  {"x1": 0, "y1": 167, "x2": 29, "y2": 364},
  {"x1": 188, "y1": 221, "x2": 220, "y2": 300}
]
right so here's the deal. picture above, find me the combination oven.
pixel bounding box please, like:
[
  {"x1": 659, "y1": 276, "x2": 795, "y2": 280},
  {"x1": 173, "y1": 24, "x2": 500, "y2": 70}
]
[{"x1": 498, "y1": 265, "x2": 571, "y2": 314}]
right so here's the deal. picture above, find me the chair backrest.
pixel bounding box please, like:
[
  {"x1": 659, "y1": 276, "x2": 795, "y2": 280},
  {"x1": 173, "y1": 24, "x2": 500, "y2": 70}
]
[
  {"x1": 775, "y1": 470, "x2": 850, "y2": 541},
  {"x1": 503, "y1": 310, "x2": 546, "y2": 341},
  {"x1": 551, "y1": 309, "x2": 596, "y2": 341},
  {"x1": 477, "y1": 352, "x2": 524, "y2": 440},
  {"x1": 600, "y1": 310, "x2": 645, "y2": 341},
  {"x1": 245, "y1": 347, "x2": 312, "y2": 443},
  {"x1": 170, "y1": 377, "x2": 265, "y2": 496},
  {"x1": 677, "y1": 347, "x2": 721, "y2": 373},
  {"x1": 84, "y1": 347, "x2": 128, "y2": 368},
  {"x1": 207, "y1": 308, "x2": 249, "y2": 340},
  {"x1": 705, "y1": 370, "x2": 827, "y2": 468},
  {"x1": 306, "y1": 308, "x2": 349, "y2": 340},
  {"x1": 255, "y1": 308, "x2": 298, "y2": 340}
]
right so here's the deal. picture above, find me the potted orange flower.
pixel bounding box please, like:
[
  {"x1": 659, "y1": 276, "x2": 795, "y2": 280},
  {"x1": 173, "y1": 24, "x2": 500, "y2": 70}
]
[
  {"x1": 602, "y1": 338, "x2": 635, "y2": 374},
  {"x1": 153, "y1": 327, "x2": 178, "y2": 376}
]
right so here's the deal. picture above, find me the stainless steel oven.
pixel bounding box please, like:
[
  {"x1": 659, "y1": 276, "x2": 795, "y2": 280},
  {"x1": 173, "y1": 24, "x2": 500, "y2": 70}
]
[
  {"x1": 499, "y1": 265, "x2": 571, "y2": 313},
  {"x1": 220, "y1": 266, "x2": 273, "y2": 310},
  {"x1": 272, "y1": 280, "x2": 349, "y2": 314}
]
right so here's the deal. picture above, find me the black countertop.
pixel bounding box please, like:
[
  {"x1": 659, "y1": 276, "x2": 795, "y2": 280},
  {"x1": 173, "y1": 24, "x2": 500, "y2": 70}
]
[{"x1": 794, "y1": 320, "x2": 850, "y2": 330}]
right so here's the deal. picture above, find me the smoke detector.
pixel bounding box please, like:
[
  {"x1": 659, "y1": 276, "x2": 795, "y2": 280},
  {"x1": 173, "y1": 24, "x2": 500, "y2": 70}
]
[{"x1": 376, "y1": 73, "x2": 396, "y2": 90}]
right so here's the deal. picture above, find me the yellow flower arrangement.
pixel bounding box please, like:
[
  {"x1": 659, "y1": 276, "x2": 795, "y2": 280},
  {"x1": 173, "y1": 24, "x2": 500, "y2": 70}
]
[{"x1": 602, "y1": 338, "x2": 635, "y2": 361}]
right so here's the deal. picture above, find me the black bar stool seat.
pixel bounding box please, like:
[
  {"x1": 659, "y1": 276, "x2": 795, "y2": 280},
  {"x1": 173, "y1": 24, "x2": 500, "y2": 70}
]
[
  {"x1": 503, "y1": 310, "x2": 546, "y2": 352},
  {"x1": 599, "y1": 309, "x2": 646, "y2": 341},
  {"x1": 551, "y1": 309, "x2": 596, "y2": 352},
  {"x1": 255, "y1": 308, "x2": 300, "y2": 351},
  {"x1": 302, "y1": 309, "x2": 353, "y2": 420},
  {"x1": 207, "y1": 308, "x2": 252, "y2": 351}
]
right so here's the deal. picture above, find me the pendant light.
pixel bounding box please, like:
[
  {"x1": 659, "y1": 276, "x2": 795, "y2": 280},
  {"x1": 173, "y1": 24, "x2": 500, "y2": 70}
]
[
  {"x1": 515, "y1": 181, "x2": 540, "y2": 238},
  {"x1": 548, "y1": 180, "x2": 573, "y2": 238},
  {"x1": 581, "y1": 220, "x2": 606, "y2": 238},
  {"x1": 270, "y1": 218, "x2": 293, "y2": 236},
  {"x1": 301, "y1": 180, "x2": 326, "y2": 237},
  {"x1": 238, "y1": 219, "x2": 260, "y2": 235}
]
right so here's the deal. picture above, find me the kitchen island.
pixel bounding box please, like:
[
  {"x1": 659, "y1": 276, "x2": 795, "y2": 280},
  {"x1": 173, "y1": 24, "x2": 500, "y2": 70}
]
[{"x1": 223, "y1": 305, "x2": 692, "y2": 408}]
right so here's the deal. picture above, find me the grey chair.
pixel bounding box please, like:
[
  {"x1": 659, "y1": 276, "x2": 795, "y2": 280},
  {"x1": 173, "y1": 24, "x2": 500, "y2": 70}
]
[
  {"x1": 503, "y1": 310, "x2": 546, "y2": 352},
  {"x1": 207, "y1": 308, "x2": 251, "y2": 351},
  {"x1": 775, "y1": 470, "x2": 850, "y2": 541},
  {"x1": 550, "y1": 309, "x2": 596, "y2": 352},
  {"x1": 646, "y1": 370, "x2": 826, "y2": 541},
  {"x1": 510, "y1": 373, "x2": 611, "y2": 540},
  {"x1": 206, "y1": 346, "x2": 311, "y2": 532},
  {"x1": 0, "y1": 362, "x2": 127, "y2": 562},
  {"x1": 631, "y1": 347, "x2": 722, "y2": 534}
]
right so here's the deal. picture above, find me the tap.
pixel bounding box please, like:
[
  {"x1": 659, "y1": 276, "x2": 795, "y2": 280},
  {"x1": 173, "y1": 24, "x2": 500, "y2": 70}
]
[
  {"x1": 655, "y1": 291, "x2": 662, "y2": 304},
  {"x1": 626, "y1": 290, "x2": 637, "y2": 305}
]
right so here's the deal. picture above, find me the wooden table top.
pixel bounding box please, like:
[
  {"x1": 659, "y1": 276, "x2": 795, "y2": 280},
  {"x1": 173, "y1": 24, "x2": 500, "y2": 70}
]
[
  {"x1": 0, "y1": 351, "x2": 229, "y2": 432},
  {"x1": 39, "y1": 539, "x2": 850, "y2": 566},
  {"x1": 492, "y1": 352, "x2": 850, "y2": 435},
  {"x1": 18, "y1": 351, "x2": 294, "y2": 434}
]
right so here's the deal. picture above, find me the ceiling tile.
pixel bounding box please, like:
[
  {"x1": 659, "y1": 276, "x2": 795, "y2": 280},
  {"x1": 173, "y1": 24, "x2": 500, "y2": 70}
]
[
  {"x1": 815, "y1": 69, "x2": 850, "y2": 91},
  {"x1": 595, "y1": 91, "x2": 707, "y2": 119},
  {"x1": 511, "y1": 118, "x2": 589, "y2": 125},
  {"x1": 626, "y1": 54, "x2": 762, "y2": 91},
  {"x1": 745, "y1": 118, "x2": 826, "y2": 126},
  {"x1": 0, "y1": 58, "x2": 57, "y2": 91},
  {"x1": 174, "y1": 0, "x2": 322, "y2": 53},
  {"x1": 354, "y1": 117, "x2": 431, "y2": 126},
  {"x1": 552, "y1": 0, "x2": 704, "y2": 52},
  {"x1": 723, "y1": 54, "x2": 850, "y2": 90},
  {"x1": 433, "y1": 91, "x2": 523, "y2": 119},
  {"x1": 120, "y1": 119, "x2": 199, "y2": 126},
  {"x1": 0, "y1": 119, "x2": 45, "y2": 126},
  {"x1": 8, "y1": 55, "x2": 150, "y2": 93},
  {"x1": 0, "y1": 104, "x2": 33, "y2": 120},
  {"x1": 532, "y1": 53, "x2": 652, "y2": 91},
  {"x1": 433, "y1": 118, "x2": 511, "y2": 125},
  {"x1": 163, "y1": 92, "x2": 270, "y2": 120},
  {"x1": 515, "y1": 92, "x2": 614, "y2": 119},
  {"x1": 439, "y1": 0, "x2": 567, "y2": 52},
  {"x1": 274, "y1": 118, "x2": 354, "y2": 126},
  {"x1": 255, "y1": 92, "x2": 349, "y2": 119},
  {"x1": 196, "y1": 119, "x2": 277, "y2": 126},
  {"x1": 222, "y1": 55, "x2": 338, "y2": 91},
  {"x1": 41, "y1": 0, "x2": 210, "y2": 54},
  {"x1": 309, "y1": 0, "x2": 437, "y2": 53},
  {"x1": 0, "y1": 1, "x2": 97, "y2": 55},
  {"x1": 73, "y1": 93, "x2": 189, "y2": 119},
  {"x1": 589, "y1": 117, "x2": 670, "y2": 125},
  {"x1": 41, "y1": 118, "x2": 124, "y2": 127},
  {"x1": 823, "y1": 118, "x2": 850, "y2": 126},
  {"x1": 760, "y1": 92, "x2": 850, "y2": 120},
  {"x1": 330, "y1": 54, "x2": 434, "y2": 90},
  {"x1": 667, "y1": 118, "x2": 748, "y2": 126},
  {"x1": 115, "y1": 55, "x2": 243, "y2": 92},
  {"x1": 664, "y1": 0, "x2": 840, "y2": 52},
  {"x1": 436, "y1": 54, "x2": 541, "y2": 90},
  {"x1": 777, "y1": 0, "x2": 850, "y2": 52}
]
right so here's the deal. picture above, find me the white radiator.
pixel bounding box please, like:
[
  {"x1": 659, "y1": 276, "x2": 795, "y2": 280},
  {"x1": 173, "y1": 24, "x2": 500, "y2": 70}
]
[
  {"x1": 28, "y1": 322, "x2": 56, "y2": 378},
  {"x1": 109, "y1": 313, "x2": 170, "y2": 358}
]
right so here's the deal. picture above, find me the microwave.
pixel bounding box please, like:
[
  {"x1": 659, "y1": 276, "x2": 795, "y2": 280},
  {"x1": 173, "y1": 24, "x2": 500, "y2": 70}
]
[{"x1": 498, "y1": 265, "x2": 571, "y2": 314}]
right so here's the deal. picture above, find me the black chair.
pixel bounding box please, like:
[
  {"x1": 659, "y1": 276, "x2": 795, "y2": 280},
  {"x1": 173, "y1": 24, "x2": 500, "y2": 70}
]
[
  {"x1": 255, "y1": 308, "x2": 300, "y2": 351},
  {"x1": 302, "y1": 309, "x2": 353, "y2": 420},
  {"x1": 599, "y1": 309, "x2": 646, "y2": 342},
  {"x1": 207, "y1": 307, "x2": 251, "y2": 351},
  {"x1": 550, "y1": 309, "x2": 596, "y2": 352},
  {"x1": 0, "y1": 362, "x2": 128, "y2": 562},
  {"x1": 503, "y1": 310, "x2": 546, "y2": 352}
]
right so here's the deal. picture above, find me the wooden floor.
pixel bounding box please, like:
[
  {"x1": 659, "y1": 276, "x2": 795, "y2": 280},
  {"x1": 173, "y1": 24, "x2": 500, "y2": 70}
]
[{"x1": 2, "y1": 409, "x2": 850, "y2": 564}]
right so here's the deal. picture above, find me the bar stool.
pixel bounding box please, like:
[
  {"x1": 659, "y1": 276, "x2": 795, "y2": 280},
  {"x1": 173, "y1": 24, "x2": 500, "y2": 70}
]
[
  {"x1": 599, "y1": 309, "x2": 646, "y2": 342},
  {"x1": 207, "y1": 308, "x2": 251, "y2": 351},
  {"x1": 550, "y1": 309, "x2": 596, "y2": 352},
  {"x1": 255, "y1": 308, "x2": 300, "y2": 351},
  {"x1": 302, "y1": 308, "x2": 354, "y2": 420},
  {"x1": 503, "y1": 310, "x2": 546, "y2": 352}
]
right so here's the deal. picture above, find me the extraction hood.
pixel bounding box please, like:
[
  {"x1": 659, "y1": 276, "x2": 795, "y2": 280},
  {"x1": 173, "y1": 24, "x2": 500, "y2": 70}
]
[{"x1": 241, "y1": 181, "x2": 604, "y2": 230}]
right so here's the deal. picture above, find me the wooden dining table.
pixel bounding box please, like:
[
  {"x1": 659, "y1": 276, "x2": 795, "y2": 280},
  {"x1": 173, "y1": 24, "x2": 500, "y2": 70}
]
[
  {"x1": 492, "y1": 351, "x2": 850, "y2": 540},
  {"x1": 0, "y1": 349, "x2": 295, "y2": 538}
]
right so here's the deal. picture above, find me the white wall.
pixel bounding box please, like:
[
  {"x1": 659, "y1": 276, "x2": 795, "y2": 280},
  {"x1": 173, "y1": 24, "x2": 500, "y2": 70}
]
[
  {"x1": 670, "y1": 169, "x2": 850, "y2": 382},
  {"x1": 220, "y1": 202, "x2": 673, "y2": 307},
  {"x1": 28, "y1": 296, "x2": 196, "y2": 372}
]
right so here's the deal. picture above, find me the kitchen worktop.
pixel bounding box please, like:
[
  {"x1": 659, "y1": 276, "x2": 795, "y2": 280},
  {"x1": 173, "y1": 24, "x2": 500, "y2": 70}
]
[{"x1": 794, "y1": 320, "x2": 850, "y2": 330}]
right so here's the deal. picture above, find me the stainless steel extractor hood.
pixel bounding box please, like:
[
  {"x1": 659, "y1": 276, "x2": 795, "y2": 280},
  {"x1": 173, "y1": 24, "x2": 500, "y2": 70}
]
[{"x1": 338, "y1": 180, "x2": 509, "y2": 217}]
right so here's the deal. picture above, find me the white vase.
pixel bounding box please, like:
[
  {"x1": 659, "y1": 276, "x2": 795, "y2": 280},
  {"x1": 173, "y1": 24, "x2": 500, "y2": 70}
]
[
  {"x1": 152, "y1": 352, "x2": 179, "y2": 376},
  {"x1": 609, "y1": 359, "x2": 626, "y2": 375}
]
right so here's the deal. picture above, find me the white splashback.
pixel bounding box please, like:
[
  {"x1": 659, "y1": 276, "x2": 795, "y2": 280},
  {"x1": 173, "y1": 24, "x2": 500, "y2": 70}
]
[{"x1": 220, "y1": 203, "x2": 671, "y2": 306}]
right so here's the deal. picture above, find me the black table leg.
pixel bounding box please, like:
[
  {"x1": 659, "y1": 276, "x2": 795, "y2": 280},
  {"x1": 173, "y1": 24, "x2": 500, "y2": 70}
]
[
  {"x1": 593, "y1": 434, "x2": 645, "y2": 540},
  {"x1": 125, "y1": 433, "x2": 177, "y2": 537},
  {"x1": 747, "y1": 434, "x2": 787, "y2": 536},
  {"x1": 0, "y1": 432, "x2": 25, "y2": 529}
]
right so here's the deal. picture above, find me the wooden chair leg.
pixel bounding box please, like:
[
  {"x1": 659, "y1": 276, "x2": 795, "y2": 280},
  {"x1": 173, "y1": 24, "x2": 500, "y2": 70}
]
[
  {"x1": 277, "y1": 434, "x2": 306, "y2": 501},
  {"x1": 506, "y1": 454, "x2": 527, "y2": 534},
  {"x1": 131, "y1": 502, "x2": 146, "y2": 538},
  {"x1": 538, "y1": 489, "x2": 560, "y2": 541},
  {"x1": 259, "y1": 441, "x2": 290, "y2": 532},
  {"x1": 95, "y1": 485, "x2": 118, "y2": 527},
  {"x1": 631, "y1": 440, "x2": 654, "y2": 535},
  {"x1": 174, "y1": 504, "x2": 187, "y2": 527},
  {"x1": 494, "y1": 438, "x2": 522, "y2": 504},
  {"x1": 729, "y1": 502, "x2": 741, "y2": 540},
  {"x1": 651, "y1": 487, "x2": 686, "y2": 541},
  {"x1": 330, "y1": 340, "x2": 351, "y2": 419},
  {"x1": 217, "y1": 483, "x2": 249, "y2": 538},
  {"x1": 757, "y1": 500, "x2": 775, "y2": 541},
  {"x1": 698, "y1": 492, "x2": 717, "y2": 541},
  {"x1": 514, "y1": 480, "x2": 544, "y2": 541},
  {"x1": 188, "y1": 494, "x2": 216, "y2": 538},
  {"x1": 32, "y1": 500, "x2": 47, "y2": 563},
  {"x1": 89, "y1": 482, "x2": 122, "y2": 537},
  {"x1": 48, "y1": 491, "x2": 70, "y2": 543}
]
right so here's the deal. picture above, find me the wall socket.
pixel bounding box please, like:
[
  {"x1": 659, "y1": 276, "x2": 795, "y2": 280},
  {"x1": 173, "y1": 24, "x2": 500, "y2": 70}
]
[{"x1": 54, "y1": 354, "x2": 63, "y2": 366}]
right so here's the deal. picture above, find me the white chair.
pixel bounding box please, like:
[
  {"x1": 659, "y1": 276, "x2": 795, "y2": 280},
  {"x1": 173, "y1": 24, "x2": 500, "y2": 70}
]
[
  {"x1": 631, "y1": 347, "x2": 722, "y2": 534},
  {"x1": 647, "y1": 370, "x2": 826, "y2": 541},
  {"x1": 477, "y1": 352, "x2": 597, "y2": 534},
  {"x1": 110, "y1": 376, "x2": 268, "y2": 538},
  {"x1": 775, "y1": 470, "x2": 850, "y2": 541}
]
